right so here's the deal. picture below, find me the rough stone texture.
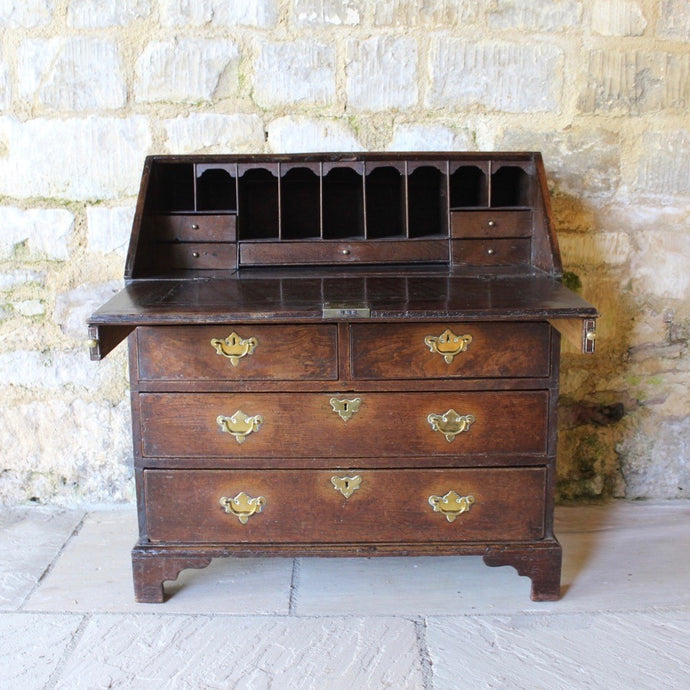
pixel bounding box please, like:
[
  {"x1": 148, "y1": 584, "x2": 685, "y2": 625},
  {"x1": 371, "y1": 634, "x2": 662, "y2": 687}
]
[
  {"x1": 18, "y1": 38, "x2": 126, "y2": 110},
  {"x1": 0, "y1": 0, "x2": 687, "y2": 504},
  {"x1": 67, "y1": 0, "x2": 152, "y2": 28},
  {"x1": 134, "y1": 40, "x2": 239, "y2": 103},
  {"x1": 54, "y1": 615, "x2": 424, "y2": 688},
  {"x1": 254, "y1": 42, "x2": 336, "y2": 108},
  {"x1": 489, "y1": 0, "x2": 583, "y2": 31},
  {"x1": 0, "y1": 116, "x2": 151, "y2": 200},
  {"x1": 374, "y1": 0, "x2": 478, "y2": 27},
  {"x1": 293, "y1": 0, "x2": 361, "y2": 26},
  {"x1": 0, "y1": 0, "x2": 54, "y2": 28},
  {"x1": 579, "y1": 51, "x2": 690, "y2": 114},
  {"x1": 591, "y1": 0, "x2": 647, "y2": 36},
  {"x1": 656, "y1": 0, "x2": 690, "y2": 40},
  {"x1": 164, "y1": 113, "x2": 265, "y2": 153},
  {"x1": 427, "y1": 40, "x2": 564, "y2": 112},
  {"x1": 86, "y1": 207, "x2": 134, "y2": 256},
  {"x1": 346, "y1": 37, "x2": 418, "y2": 111},
  {"x1": 160, "y1": 0, "x2": 278, "y2": 27},
  {"x1": 267, "y1": 116, "x2": 361, "y2": 152},
  {"x1": 0, "y1": 207, "x2": 73, "y2": 261}
]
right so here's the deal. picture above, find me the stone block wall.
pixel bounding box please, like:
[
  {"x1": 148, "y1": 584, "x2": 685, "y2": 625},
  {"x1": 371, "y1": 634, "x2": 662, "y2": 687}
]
[{"x1": 0, "y1": 0, "x2": 688, "y2": 504}]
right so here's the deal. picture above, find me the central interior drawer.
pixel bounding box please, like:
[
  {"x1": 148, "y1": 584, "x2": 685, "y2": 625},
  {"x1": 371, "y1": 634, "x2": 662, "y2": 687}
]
[
  {"x1": 139, "y1": 390, "x2": 549, "y2": 458},
  {"x1": 143, "y1": 467, "x2": 547, "y2": 544}
]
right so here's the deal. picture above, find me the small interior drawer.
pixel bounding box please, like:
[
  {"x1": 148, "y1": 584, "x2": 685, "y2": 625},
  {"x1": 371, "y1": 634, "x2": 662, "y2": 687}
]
[
  {"x1": 451, "y1": 210, "x2": 532, "y2": 238},
  {"x1": 137, "y1": 324, "x2": 338, "y2": 381},
  {"x1": 351, "y1": 322, "x2": 551, "y2": 379},
  {"x1": 452, "y1": 239, "x2": 531, "y2": 267},
  {"x1": 152, "y1": 214, "x2": 237, "y2": 242},
  {"x1": 144, "y1": 467, "x2": 547, "y2": 544}
]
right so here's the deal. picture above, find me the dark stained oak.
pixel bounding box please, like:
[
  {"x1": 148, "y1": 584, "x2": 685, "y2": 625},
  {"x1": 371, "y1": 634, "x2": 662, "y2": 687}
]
[{"x1": 88, "y1": 152, "x2": 597, "y2": 602}]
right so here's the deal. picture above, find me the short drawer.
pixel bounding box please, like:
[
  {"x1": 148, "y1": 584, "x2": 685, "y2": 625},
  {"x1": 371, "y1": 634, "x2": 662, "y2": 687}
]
[
  {"x1": 452, "y1": 239, "x2": 531, "y2": 267},
  {"x1": 451, "y1": 210, "x2": 532, "y2": 238},
  {"x1": 139, "y1": 390, "x2": 549, "y2": 458},
  {"x1": 351, "y1": 322, "x2": 551, "y2": 379},
  {"x1": 136, "y1": 324, "x2": 338, "y2": 381},
  {"x1": 144, "y1": 467, "x2": 547, "y2": 543},
  {"x1": 152, "y1": 214, "x2": 237, "y2": 242}
]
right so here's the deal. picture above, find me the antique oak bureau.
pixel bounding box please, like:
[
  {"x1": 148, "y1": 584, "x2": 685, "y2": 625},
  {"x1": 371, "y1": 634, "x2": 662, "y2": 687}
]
[{"x1": 88, "y1": 152, "x2": 597, "y2": 603}]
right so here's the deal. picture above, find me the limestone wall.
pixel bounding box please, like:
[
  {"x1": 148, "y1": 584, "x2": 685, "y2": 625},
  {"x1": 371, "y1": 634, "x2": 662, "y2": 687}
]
[{"x1": 1, "y1": 0, "x2": 688, "y2": 504}]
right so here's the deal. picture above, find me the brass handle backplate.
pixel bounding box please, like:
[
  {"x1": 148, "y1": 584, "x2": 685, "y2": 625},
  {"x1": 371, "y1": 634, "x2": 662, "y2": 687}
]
[
  {"x1": 210, "y1": 332, "x2": 258, "y2": 366},
  {"x1": 331, "y1": 475, "x2": 362, "y2": 498},
  {"x1": 427, "y1": 409, "x2": 475, "y2": 442},
  {"x1": 424, "y1": 329, "x2": 473, "y2": 364},
  {"x1": 428, "y1": 490, "x2": 475, "y2": 523},
  {"x1": 217, "y1": 410, "x2": 263, "y2": 444},
  {"x1": 329, "y1": 397, "x2": 362, "y2": 422},
  {"x1": 219, "y1": 492, "x2": 266, "y2": 524}
]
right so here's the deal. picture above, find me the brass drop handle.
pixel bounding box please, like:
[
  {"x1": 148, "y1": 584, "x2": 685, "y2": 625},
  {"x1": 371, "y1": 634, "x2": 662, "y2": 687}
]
[
  {"x1": 427, "y1": 409, "x2": 475, "y2": 442},
  {"x1": 428, "y1": 490, "x2": 475, "y2": 523},
  {"x1": 424, "y1": 329, "x2": 473, "y2": 364},
  {"x1": 219, "y1": 492, "x2": 266, "y2": 524},
  {"x1": 210, "y1": 332, "x2": 258, "y2": 366},
  {"x1": 331, "y1": 474, "x2": 362, "y2": 498},
  {"x1": 217, "y1": 410, "x2": 263, "y2": 444}
]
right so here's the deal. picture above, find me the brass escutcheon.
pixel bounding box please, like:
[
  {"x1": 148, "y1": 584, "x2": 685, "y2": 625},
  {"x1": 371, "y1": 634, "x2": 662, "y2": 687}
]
[
  {"x1": 428, "y1": 490, "x2": 475, "y2": 523},
  {"x1": 424, "y1": 329, "x2": 473, "y2": 364},
  {"x1": 217, "y1": 410, "x2": 263, "y2": 444},
  {"x1": 210, "y1": 332, "x2": 258, "y2": 366},
  {"x1": 427, "y1": 409, "x2": 475, "y2": 442},
  {"x1": 329, "y1": 397, "x2": 362, "y2": 422},
  {"x1": 219, "y1": 492, "x2": 266, "y2": 524},
  {"x1": 331, "y1": 474, "x2": 362, "y2": 498}
]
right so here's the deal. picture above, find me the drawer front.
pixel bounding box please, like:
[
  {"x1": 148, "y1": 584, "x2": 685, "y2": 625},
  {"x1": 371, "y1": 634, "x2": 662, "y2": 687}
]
[
  {"x1": 137, "y1": 324, "x2": 338, "y2": 381},
  {"x1": 451, "y1": 210, "x2": 532, "y2": 238},
  {"x1": 452, "y1": 238, "x2": 531, "y2": 267},
  {"x1": 139, "y1": 391, "x2": 549, "y2": 458},
  {"x1": 152, "y1": 214, "x2": 237, "y2": 242},
  {"x1": 144, "y1": 467, "x2": 546, "y2": 543},
  {"x1": 351, "y1": 322, "x2": 551, "y2": 379}
]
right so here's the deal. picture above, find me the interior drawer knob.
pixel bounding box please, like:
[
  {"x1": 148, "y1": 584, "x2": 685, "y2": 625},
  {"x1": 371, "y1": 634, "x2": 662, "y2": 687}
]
[
  {"x1": 329, "y1": 397, "x2": 362, "y2": 422},
  {"x1": 219, "y1": 492, "x2": 266, "y2": 524},
  {"x1": 210, "y1": 332, "x2": 258, "y2": 366},
  {"x1": 216, "y1": 410, "x2": 263, "y2": 444},
  {"x1": 428, "y1": 490, "x2": 476, "y2": 523},
  {"x1": 427, "y1": 409, "x2": 476, "y2": 442},
  {"x1": 331, "y1": 474, "x2": 362, "y2": 498},
  {"x1": 424, "y1": 329, "x2": 473, "y2": 364}
]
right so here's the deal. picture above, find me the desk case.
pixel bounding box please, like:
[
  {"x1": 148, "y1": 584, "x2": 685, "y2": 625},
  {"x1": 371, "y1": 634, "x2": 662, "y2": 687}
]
[{"x1": 88, "y1": 153, "x2": 597, "y2": 603}]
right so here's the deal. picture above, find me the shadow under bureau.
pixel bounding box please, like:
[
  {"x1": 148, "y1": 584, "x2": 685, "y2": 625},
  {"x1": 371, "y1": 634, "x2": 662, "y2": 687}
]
[{"x1": 88, "y1": 152, "x2": 597, "y2": 603}]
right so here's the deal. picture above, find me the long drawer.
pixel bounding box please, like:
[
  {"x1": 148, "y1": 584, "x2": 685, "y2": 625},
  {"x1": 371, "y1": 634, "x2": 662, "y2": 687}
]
[
  {"x1": 139, "y1": 391, "x2": 549, "y2": 458},
  {"x1": 137, "y1": 324, "x2": 338, "y2": 381},
  {"x1": 144, "y1": 467, "x2": 547, "y2": 543},
  {"x1": 350, "y1": 322, "x2": 551, "y2": 379}
]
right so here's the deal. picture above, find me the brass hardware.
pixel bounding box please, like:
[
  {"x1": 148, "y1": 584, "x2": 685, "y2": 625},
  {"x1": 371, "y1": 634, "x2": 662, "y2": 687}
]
[
  {"x1": 427, "y1": 409, "x2": 475, "y2": 442},
  {"x1": 217, "y1": 410, "x2": 263, "y2": 444},
  {"x1": 210, "y1": 332, "x2": 258, "y2": 366},
  {"x1": 428, "y1": 490, "x2": 475, "y2": 523},
  {"x1": 586, "y1": 331, "x2": 596, "y2": 341},
  {"x1": 341, "y1": 248, "x2": 351, "y2": 255},
  {"x1": 329, "y1": 397, "x2": 362, "y2": 422},
  {"x1": 487, "y1": 248, "x2": 495, "y2": 255},
  {"x1": 191, "y1": 223, "x2": 199, "y2": 230},
  {"x1": 219, "y1": 492, "x2": 266, "y2": 524},
  {"x1": 424, "y1": 329, "x2": 473, "y2": 364},
  {"x1": 192, "y1": 251, "x2": 200, "y2": 258},
  {"x1": 487, "y1": 220, "x2": 496, "y2": 227},
  {"x1": 322, "y1": 302, "x2": 371, "y2": 318},
  {"x1": 331, "y1": 474, "x2": 362, "y2": 498},
  {"x1": 86, "y1": 338, "x2": 99, "y2": 349}
]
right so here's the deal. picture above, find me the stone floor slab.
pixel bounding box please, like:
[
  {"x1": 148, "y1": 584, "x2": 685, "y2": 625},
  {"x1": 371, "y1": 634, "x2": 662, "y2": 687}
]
[
  {"x1": 0, "y1": 612, "x2": 83, "y2": 690},
  {"x1": 24, "y1": 510, "x2": 293, "y2": 614},
  {"x1": 0, "y1": 507, "x2": 84, "y2": 611},
  {"x1": 51, "y1": 614, "x2": 425, "y2": 689},
  {"x1": 426, "y1": 609, "x2": 690, "y2": 689}
]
